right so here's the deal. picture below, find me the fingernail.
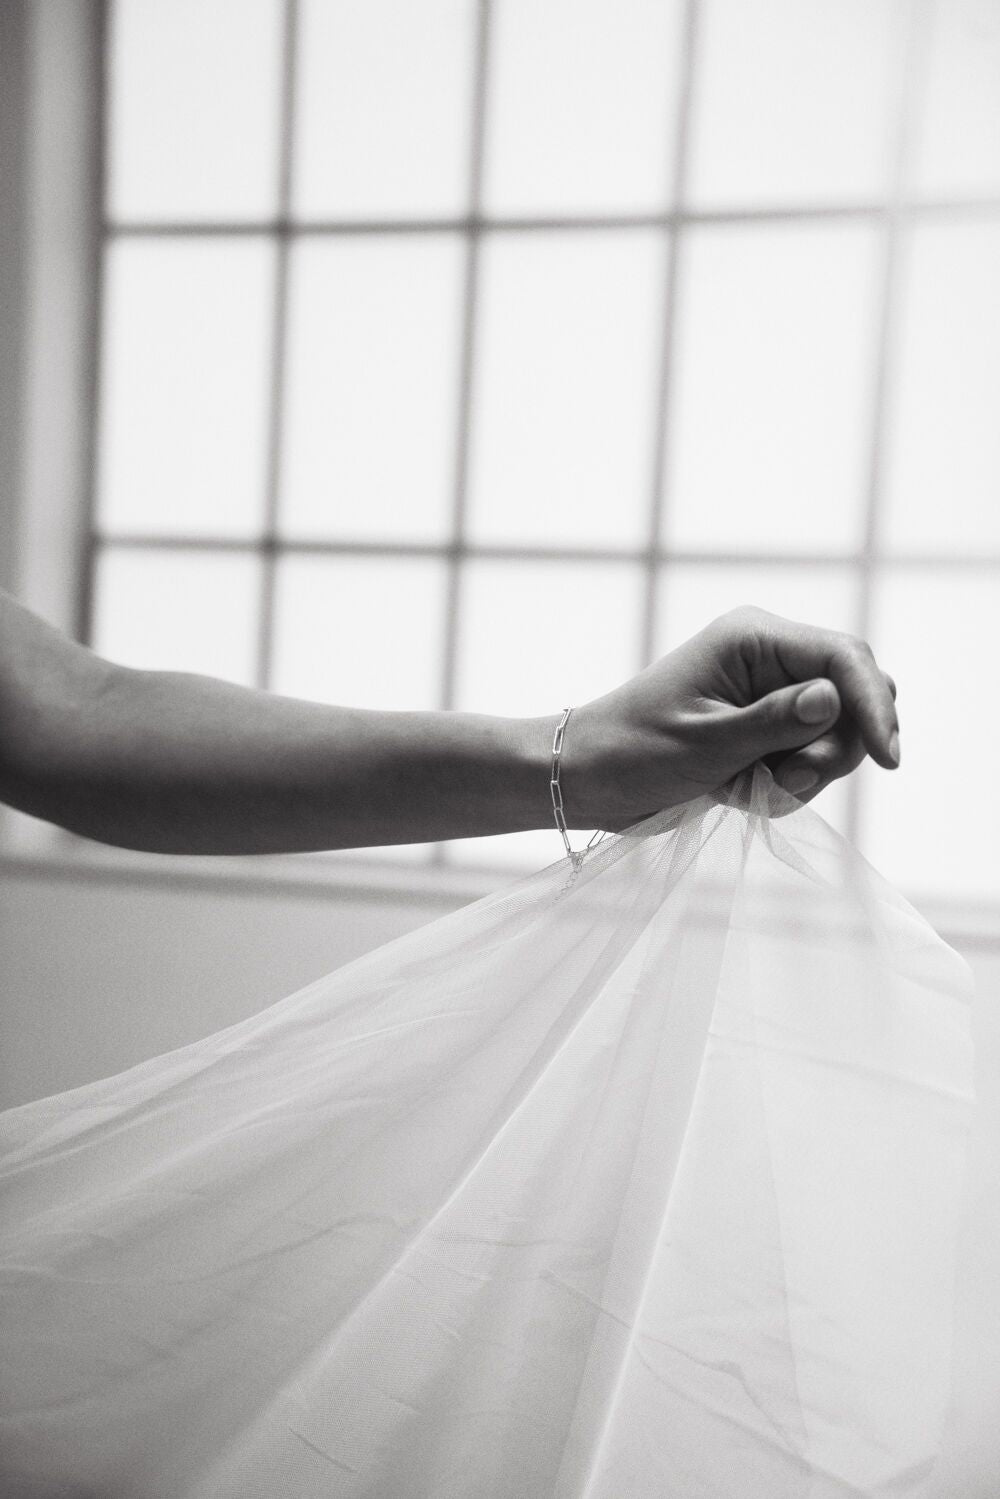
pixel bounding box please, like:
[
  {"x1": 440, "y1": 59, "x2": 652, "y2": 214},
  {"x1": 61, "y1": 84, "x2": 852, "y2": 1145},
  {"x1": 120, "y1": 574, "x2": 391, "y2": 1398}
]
[
  {"x1": 781, "y1": 767, "x2": 819, "y2": 796},
  {"x1": 889, "y1": 729, "x2": 900, "y2": 766},
  {"x1": 795, "y1": 681, "x2": 837, "y2": 724}
]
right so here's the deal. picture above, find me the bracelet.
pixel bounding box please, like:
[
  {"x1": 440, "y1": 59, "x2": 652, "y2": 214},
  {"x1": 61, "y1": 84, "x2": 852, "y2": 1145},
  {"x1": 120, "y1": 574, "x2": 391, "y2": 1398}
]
[{"x1": 550, "y1": 707, "x2": 605, "y2": 871}]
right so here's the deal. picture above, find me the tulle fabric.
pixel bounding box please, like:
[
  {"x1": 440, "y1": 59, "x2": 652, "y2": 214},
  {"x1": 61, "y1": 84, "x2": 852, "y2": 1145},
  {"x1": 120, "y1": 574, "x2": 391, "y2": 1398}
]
[{"x1": 0, "y1": 767, "x2": 988, "y2": 1497}]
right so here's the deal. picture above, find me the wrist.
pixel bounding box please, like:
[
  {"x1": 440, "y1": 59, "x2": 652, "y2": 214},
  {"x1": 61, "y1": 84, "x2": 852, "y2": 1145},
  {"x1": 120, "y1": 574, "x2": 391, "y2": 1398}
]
[
  {"x1": 502, "y1": 713, "x2": 563, "y2": 832},
  {"x1": 535, "y1": 704, "x2": 607, "y2": 833}
]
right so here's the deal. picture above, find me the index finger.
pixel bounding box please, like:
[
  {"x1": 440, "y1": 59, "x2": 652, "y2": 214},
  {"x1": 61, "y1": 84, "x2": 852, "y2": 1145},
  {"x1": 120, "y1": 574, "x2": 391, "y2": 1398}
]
[{"x1": 758, "y1": 614, "x2": 900, "y2": 769}]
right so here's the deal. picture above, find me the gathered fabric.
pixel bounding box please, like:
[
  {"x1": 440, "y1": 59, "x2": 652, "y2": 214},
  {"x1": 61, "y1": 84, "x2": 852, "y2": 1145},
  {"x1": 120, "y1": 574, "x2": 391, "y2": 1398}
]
[{"x1": 0, "y1": 766, "x2": 993, "y2": 1497}]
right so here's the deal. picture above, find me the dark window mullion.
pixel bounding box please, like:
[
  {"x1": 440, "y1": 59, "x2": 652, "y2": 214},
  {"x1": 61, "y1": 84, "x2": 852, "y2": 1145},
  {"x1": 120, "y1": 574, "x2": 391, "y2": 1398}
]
[
  {"x1": 89, "y1": 533, "x2": 1000, "y2": 570},
  {"x1": 256, "y1": 0, "x2": 299, "y2": 691},
  {"x1": 846, "y1": 0, "x2": 931, "y2": 848},
  {"x1": 432, "y1": 0, "x2": 493, "y2": 869},
  {"x1": 641, "y1": 0, "x2": 701, "y2": 672},
  {"x1": 439, "y1": 0, "x2": 492, "y2": 721},
  {"x1": 102, "y1": 195, "x2": 1000, "y2": 240},
  {"x1": 78, "y1": 0, "x2": 109, "y2": 648}
]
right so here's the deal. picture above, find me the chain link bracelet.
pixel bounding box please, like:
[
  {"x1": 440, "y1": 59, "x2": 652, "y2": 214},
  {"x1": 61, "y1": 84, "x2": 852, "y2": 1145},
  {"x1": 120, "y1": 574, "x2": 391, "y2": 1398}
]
[{"x1": 550, "y1": 707, "x2": 606, "y2": 873}]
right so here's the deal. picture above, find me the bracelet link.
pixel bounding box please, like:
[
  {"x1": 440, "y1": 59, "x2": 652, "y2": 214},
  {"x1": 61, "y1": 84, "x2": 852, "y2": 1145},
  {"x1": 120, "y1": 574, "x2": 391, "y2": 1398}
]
[{"x1": 550, "y1": 707, "x2": 605, "y2": 874}]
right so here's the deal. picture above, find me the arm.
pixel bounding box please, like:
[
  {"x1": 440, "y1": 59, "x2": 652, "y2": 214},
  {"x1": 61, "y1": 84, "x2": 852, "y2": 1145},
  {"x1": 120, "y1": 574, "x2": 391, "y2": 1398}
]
[
  {"x1": 0, "y1": 591, "x2": 554, "y2": 854},
  {"x1": 0, "y1": 591, "x2": 899, "y2": 856}
]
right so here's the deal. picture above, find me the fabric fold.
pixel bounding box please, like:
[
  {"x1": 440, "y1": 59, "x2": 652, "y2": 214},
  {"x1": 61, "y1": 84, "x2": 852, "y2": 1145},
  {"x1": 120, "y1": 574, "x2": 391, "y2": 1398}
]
[{"x1": 0, "y1": 766, "x2": 982, "y2": 1497}]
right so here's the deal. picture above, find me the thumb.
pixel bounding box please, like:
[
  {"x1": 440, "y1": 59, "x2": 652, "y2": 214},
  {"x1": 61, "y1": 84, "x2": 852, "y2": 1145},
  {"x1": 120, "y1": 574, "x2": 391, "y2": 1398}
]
[{"x1": 727, "y1": 678, "x2": 841, "y2": 764}]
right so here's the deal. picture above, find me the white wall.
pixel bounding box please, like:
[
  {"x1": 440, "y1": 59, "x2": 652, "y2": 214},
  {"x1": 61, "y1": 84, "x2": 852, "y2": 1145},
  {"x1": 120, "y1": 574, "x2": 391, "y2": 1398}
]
[
  {"x1": 0, "y1": 856, "x2": 472, "y2": 1111},
  {"x1": 0, "y1": 0, "x2": 100, "y2": 633}
]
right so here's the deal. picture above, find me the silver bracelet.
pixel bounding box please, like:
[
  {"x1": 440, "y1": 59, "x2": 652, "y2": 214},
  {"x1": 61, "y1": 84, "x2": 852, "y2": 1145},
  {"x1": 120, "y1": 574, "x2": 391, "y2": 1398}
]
[{"x1": 550, "y1": 707, "x2": 606, "y2": 871}]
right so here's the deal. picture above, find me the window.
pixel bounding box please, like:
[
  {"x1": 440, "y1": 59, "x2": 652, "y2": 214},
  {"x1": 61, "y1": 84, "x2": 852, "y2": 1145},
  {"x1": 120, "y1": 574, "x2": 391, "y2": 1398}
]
[{"x1": 89, "y1": 0, "x2": 1000, "y2": 901}]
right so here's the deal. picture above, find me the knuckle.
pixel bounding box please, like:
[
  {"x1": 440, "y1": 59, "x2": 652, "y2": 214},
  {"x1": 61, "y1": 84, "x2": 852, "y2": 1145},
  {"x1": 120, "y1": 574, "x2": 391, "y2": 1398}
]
[
  {"x1": 703, "y1": 604, "x2": 761, "y2": 648},
  {"x1": 720, "y1": 602, "x2": 763, "y2": 628},
  {"x1": 834, "y1": 633, "x2": 877, "y2": 671}
]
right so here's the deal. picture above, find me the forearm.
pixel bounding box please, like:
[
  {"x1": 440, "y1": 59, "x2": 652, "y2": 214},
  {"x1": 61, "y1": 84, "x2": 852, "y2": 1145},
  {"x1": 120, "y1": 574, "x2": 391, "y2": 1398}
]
[
  {"x1": 6, "y1": 662, "x2": 561, "y2": 855},
  {"x1": 3, "y1": 592, "x2": 900, "y2": 855}
]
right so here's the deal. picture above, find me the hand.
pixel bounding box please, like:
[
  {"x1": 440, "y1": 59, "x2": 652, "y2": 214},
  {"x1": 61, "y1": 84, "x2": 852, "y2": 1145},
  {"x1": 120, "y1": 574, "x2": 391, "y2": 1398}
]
[{"x1": 565, "y1": 605, "x2": 899, "y2": 831}]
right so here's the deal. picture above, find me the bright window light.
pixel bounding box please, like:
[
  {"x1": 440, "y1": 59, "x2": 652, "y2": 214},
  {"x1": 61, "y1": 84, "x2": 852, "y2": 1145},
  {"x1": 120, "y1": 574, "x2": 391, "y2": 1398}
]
[
  {"x1": 859, "y1": 570, "x2": 1000, "y2": 902},
  {"x1": 93, "y1": 549, "x2": 260, "y2": 685},
  {"x1": 482, "y1": 0, "x2": 686, "y2": 216},
  {"x1": 687, "y1": 0, "x2": 904, "y2": 208},
  {"x1": 665, "y1": 222, "x2": 881, "y2": 555},
  {"x1": 96, "y1": 237, "x2": 274, "y2": 538},
  {"x1": 271, "y1": 554, "x2": 448, "y2": 712},
  {"x1": 467, "y1": 231, "x2": 665, "y2": 550},
  {"x1": 883, "y1": 221, "x2": 1000, "y2": 554},
  {"x1": 293, "y1": 0, "x2": 476, "y2": 220},
  {"x1": 910, "y1": 0, "x2": 1000, "y2": 201},
  {"x1": 455, "y1": 557, "x2": 642, "y2": 718},
  {"x1": 107, "y1": 0, "x2": 284, "y2": 222},
  {"x1": 655, "y1": 563, "x2": 859, "y2": 654},
  {"x1": 280, "y1": 236, "x2": 464, "y2": 543}
]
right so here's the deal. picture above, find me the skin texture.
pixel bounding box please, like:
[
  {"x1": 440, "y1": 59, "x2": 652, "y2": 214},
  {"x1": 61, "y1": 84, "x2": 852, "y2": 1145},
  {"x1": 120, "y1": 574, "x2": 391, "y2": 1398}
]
[
  {"x1": 0, "y1": 590, "x2": 897, "y2": 855},
  {"x1": 568, "y1": 603, "x2": 898, "y2": 831}
]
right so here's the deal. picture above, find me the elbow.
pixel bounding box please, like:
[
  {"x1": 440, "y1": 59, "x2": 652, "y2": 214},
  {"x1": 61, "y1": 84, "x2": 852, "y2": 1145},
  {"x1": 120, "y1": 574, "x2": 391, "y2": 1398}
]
[{"x1": 0, "y1": 656, "x2": 128, "y2": 840}]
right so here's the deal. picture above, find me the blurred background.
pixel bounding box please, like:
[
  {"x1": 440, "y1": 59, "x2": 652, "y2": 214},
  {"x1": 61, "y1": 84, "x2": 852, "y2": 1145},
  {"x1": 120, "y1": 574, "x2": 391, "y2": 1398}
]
[{"x1": 1, "y1": 0, "x2": 997, "y2": 1108}]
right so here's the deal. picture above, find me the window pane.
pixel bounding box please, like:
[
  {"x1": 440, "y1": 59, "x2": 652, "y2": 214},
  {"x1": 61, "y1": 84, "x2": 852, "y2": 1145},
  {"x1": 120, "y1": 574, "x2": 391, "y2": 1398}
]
[
  {"x1": 270, "y1": 555, "x2": 447, "y2": 710},
  {"x1": 279, "y1": 237, "x2": 463, "y2": 543},
  {"x1": 455, "y1": 559, "x2": 642, "y2": 717},
  {"x1": 93, "y1": 549, "x2": 260, "y2": 685},
  {"x1": 108, "y1": 0, "x2": 283, "y2": 222},
  {"x1": 482, "y1": 0, "x2": 685, "y2": 216},
  {"x1": 654, "y1": 563, "x2": 859, "y2": 653},
  {"x1": 293, "y1": 0, "x2": 476, "y2": 220},
  {"x1": 687, "y1": 0, "x2": 904, "y2": 208},
  {"x1": 665, "y1": 223, "x2": 880, "y2": 554},
  {"x1": 448, "y1": 557, "x2": 639, "y2": 869},
  {"x1": 858, "y1": 570, "x2": 999, "y2": 901},
  {"x1": 97, "y1": 239, "x2": 273, "y2": 538},
  {"x1": 655, "y1": 563, "x2": 860, "y2": 832},
  {"x1": 883, "y1": 222, "x2": 1000, "y2": 554},
  {"x1": 467, "y1": 231, "x2": 664, "y2": 549},
  {"x1": 910, "y1": 0, "x2": 1000, "y2": 200}
]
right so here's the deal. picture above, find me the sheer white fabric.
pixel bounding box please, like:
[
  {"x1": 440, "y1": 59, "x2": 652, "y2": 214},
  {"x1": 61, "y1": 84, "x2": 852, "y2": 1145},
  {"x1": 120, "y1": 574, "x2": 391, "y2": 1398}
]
[{"x1": 0, "y1": 767, "x2": 992, "y2": 1497}]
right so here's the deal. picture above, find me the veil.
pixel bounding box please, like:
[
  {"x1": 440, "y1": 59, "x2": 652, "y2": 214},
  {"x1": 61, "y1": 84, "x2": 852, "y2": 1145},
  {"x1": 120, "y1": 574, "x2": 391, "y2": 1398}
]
[{"x1": 0, "y1": 766, "x2": 991, "y2": 1497}]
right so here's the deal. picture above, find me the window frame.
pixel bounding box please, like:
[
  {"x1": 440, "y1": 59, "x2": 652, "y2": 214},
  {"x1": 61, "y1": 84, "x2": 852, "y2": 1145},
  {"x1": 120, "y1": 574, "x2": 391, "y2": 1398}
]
[{"x1": 4, "y1": 0, "x2": 999, "y2": 934}]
